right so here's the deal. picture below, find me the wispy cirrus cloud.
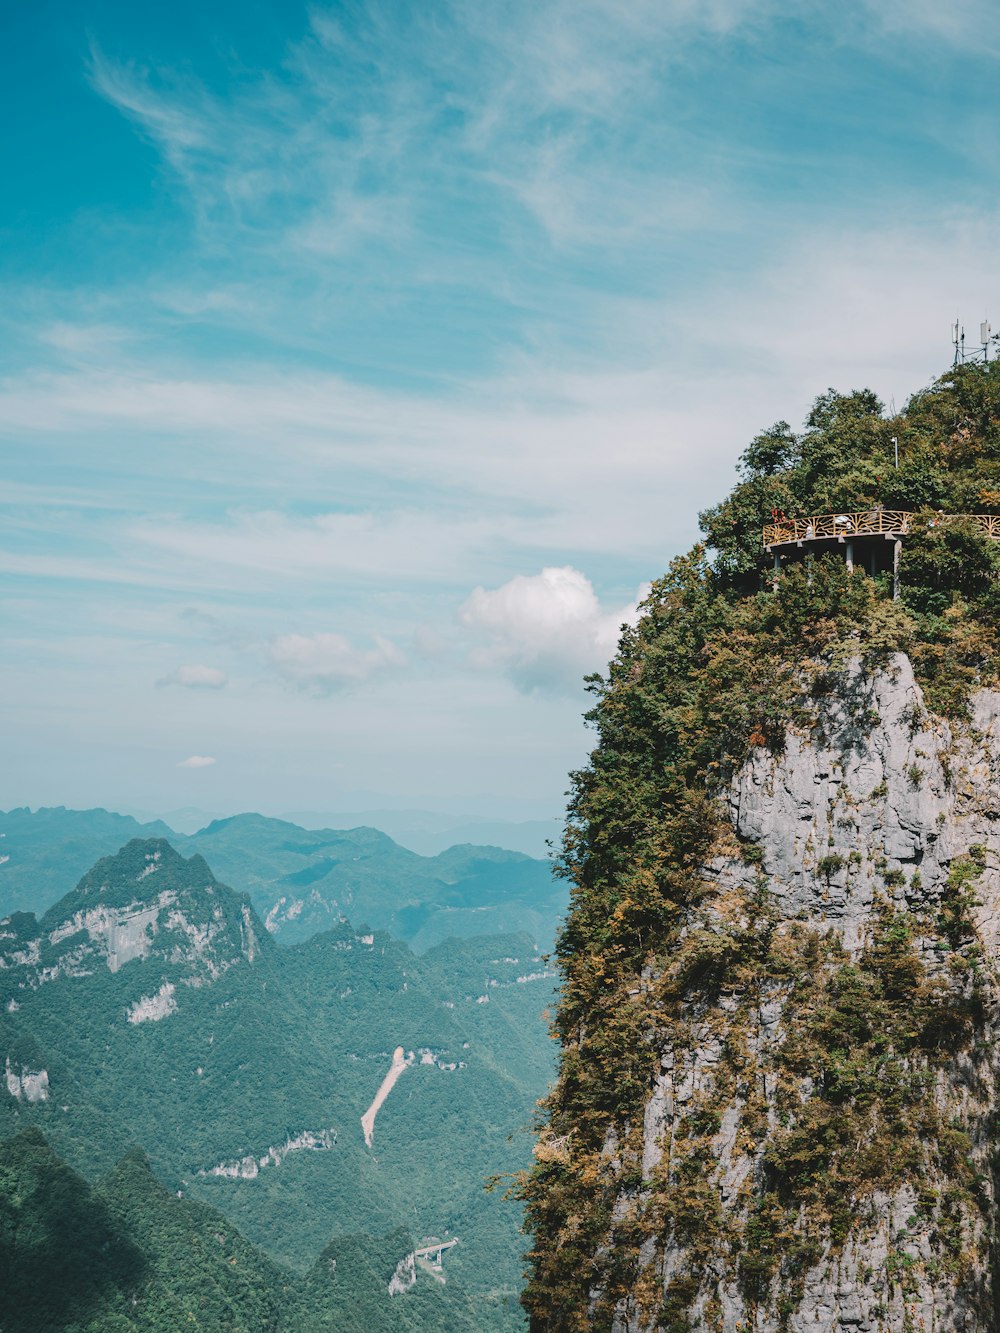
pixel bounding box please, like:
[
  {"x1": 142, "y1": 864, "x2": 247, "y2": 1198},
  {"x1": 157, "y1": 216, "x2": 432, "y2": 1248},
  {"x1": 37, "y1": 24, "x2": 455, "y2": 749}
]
[
  {"x1": 83, "y1": 0, "x2": 771, "y2": 280},
  {"x1": 267, "y1": 631, "x2": 406, "y2": 694},
  {"x1": 80, "y1": 0, "x2": 998, "y2": 291},
  {"x1": 88, "y1": 54, "x2": 209, "y2": 156}
]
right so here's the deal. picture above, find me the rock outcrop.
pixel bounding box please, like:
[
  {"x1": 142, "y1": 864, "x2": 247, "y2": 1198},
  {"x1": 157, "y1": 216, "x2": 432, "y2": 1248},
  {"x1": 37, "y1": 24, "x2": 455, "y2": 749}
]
[
  {"x1": 724, "y1": 655, "x2": 1000, "y2": 961},
  {"x1": 603, "y1": 656, "x2": 1000, "y2": 1332}
]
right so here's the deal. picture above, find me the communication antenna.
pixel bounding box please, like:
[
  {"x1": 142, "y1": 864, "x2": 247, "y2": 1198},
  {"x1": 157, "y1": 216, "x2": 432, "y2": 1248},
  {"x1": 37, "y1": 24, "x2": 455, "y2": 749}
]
[
  {"x1": 952, "y1": 318, "x2": 965, "y2": 366},
  {"x1": 951, "y1": 315, "x2": 998, "y2": 365}
]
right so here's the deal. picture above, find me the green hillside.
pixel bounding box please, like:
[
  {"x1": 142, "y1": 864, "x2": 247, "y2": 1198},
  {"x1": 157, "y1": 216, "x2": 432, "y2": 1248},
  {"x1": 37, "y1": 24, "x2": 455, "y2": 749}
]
[
  {"x1": 0, "y1": 839, "x2": 557, "y2": 1328},
  {"x1": 0, "y1": 1128, "x2": 487, "y2": 1331}
]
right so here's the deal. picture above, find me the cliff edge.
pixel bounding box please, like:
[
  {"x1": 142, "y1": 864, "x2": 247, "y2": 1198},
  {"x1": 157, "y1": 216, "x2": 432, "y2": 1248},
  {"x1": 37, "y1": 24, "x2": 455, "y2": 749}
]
[
  {"x1": 524, "y1": 366, "x2": 1000, "y2": 1332},
  {"x1": 646, "y1": 656, "x2": 997, "y2": 1329}
]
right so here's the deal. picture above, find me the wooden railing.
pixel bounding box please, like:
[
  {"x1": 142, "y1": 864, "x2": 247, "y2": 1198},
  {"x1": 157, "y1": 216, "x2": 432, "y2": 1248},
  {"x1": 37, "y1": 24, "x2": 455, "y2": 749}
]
[{"x1": 763, "y1": 511, "x2": 1000, "y2": 548}]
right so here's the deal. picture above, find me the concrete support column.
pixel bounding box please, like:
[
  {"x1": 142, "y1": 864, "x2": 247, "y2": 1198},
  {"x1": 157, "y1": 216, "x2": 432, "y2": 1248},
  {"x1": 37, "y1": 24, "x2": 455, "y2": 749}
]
[
  {"x1": 772, "y1": 550, "x2": 780, "y2": 592},
  {"x1": 893, "y1": 539, "x2": 901, "y2": 601},
  {"x1": 845, "y1": 540, "x2": 854, "y2": 573}
]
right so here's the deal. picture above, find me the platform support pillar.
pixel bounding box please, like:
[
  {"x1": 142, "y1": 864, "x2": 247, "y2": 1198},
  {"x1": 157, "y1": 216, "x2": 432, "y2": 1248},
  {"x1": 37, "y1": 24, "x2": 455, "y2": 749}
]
[
  {"x1": 893, "y1": 539, "x2": 901, "y2": 601},
  {"x1": 845, "y1": 540, "x2": 854, "y2": 573}
]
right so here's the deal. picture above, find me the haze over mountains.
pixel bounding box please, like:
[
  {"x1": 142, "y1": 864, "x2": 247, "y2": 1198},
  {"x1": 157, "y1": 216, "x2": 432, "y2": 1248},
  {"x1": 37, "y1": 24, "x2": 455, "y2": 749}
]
[
  {"x1": 0, "y1": 806, "x2": 567, "y2": 952},
  {"x1": 119, "y1": 806, "x2": 561, "y2": 858},
  {"x1": 0, "y1": 810, "x2": 564, "y2": 1329}
]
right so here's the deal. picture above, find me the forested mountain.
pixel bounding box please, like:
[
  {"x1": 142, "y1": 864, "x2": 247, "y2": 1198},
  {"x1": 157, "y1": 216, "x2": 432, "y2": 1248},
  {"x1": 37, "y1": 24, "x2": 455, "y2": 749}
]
[
  {"x1": 0, "y1": 808, "x2": 566, "y2": 952},
  {"x1": 282, "y1": 809, "x2": 560, "y2": 858},
  {"x1": 176, "y1": 813, "x2": 565, "y2": 951},
  {"x1": 0, "y1": 1127, "x2": 488, "y2": 1331},
  {"x1": 523, "y1": 363, "x2": 1000, "y2": 1329},
  {"x1": 0, "y1": 839, "x2": 557, "y2": 1328}
]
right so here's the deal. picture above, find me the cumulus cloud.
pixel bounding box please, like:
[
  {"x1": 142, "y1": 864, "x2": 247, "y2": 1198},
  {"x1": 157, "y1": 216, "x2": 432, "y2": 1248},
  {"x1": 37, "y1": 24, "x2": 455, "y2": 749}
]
[
  {"x1": 177, "y1": 755, "x2": 216, "y2": 768},
  {"x1": 459, "y1": 566, "x2": 645, "y2": 694},
  {"x1": 267, "y1": 632, "x2": 406, "y2": 694},
  {"x1": 157, "y1": 664, "x2": 228, "y2": 689}
]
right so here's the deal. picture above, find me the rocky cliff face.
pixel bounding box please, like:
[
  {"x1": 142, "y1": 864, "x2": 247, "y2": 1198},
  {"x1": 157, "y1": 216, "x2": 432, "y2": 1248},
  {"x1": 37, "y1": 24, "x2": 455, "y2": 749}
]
[
  {"x1": 595, "y1": 656, "x2": 1000, "y2": 1332},
  {"x1": 725, "y1": 655, "x2": 1000, "y2": 962}
]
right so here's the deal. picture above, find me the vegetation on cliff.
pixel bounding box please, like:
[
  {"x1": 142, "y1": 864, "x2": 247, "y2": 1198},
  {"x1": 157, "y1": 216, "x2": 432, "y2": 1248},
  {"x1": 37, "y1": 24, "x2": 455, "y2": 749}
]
[{"x1": 522, "y1": 362, "x2": 1000, "y2": 1330}]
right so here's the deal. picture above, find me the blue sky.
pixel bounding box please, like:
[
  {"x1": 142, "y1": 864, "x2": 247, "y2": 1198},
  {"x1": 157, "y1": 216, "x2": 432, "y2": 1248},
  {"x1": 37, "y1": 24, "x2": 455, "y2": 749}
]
[{"x1": 4, "y1": 0, "x2": 1000, "y2": 824}]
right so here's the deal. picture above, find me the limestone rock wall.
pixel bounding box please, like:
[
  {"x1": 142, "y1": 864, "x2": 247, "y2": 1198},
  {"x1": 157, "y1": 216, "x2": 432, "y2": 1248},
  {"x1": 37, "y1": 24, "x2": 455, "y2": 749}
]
[
  {"x1": 726, "y1": 655, "x2": 1000, "y2": 961},
  {"x1": 610, "y1": 655, "x2": 1000, "y2": 1333}
]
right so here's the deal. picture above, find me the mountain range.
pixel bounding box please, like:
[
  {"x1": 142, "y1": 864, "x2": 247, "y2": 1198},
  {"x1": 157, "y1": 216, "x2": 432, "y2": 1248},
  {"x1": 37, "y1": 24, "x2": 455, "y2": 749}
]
[
  {"x1": 0, "y1": 835, "x2": 559, "y2": 1328},
  {"x1": 0, "y1": 807, "x2": 567, "y2": 953},
  {"x1": 141, "y1": 807, "x2": 560, "y2": 858}
]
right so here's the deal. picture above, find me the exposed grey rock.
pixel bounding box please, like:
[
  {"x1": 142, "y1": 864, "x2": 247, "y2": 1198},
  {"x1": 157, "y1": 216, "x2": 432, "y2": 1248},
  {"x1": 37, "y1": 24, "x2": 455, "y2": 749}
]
[
  {"x1": 609, "y1": 656, "x2": 1000, "y2": 1332},
  {"x1": 4, "y1": 1055, "x2": 48, "y2": 1102}
]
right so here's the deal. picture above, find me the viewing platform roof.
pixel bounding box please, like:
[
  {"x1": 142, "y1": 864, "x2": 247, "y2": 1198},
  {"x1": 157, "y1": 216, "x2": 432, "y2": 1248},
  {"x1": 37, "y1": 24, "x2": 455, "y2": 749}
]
[{"x1": 763, "y1": 510, "x2": 1000, "y2": 551}]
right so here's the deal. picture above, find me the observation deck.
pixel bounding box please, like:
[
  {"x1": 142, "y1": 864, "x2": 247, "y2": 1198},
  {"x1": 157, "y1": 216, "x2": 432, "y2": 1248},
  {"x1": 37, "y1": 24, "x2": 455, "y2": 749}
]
[
  {"x1": 763, "y1": 509, "x2": 1000, "y2": 551},
  {"x1": 761, "y1": 510, "x2": 1000, "y2": 595}
]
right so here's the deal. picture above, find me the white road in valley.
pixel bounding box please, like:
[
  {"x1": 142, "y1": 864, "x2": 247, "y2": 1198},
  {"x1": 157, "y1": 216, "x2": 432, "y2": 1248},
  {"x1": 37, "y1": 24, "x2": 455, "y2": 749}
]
[{"x1": 361, "y1": 1045, "x2": 413, "y2": 1148}]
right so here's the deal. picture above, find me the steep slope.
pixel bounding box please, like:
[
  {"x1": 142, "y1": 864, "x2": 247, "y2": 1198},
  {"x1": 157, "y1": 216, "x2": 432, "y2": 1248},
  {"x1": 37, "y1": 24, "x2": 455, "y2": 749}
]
[
  {"x1": 0, "y1": 840, "x2": 556, "y2": 1328},
  {"x1": 553, "y1": 658, "x2": 1000, "y2": 1328},
  {"x1": 0, "y1": 836, "x2": 270, "y2": 1027},
  {"x1": 0, "y1": 1128, "x2": 481, "y2": 1332},
  {"x1": 524, "y1": 365, "x2": 1000, "y2": 1331}
]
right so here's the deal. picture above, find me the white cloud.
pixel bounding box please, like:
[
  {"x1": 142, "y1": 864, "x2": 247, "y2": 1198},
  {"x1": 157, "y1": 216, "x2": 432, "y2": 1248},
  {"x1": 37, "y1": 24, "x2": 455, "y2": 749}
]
[
  {"x1": 267, "y1": 632, "x2": 406, "y2": 694},
  {"x1": 157, "y1": 664, "x2": 228, "y2": 689},
  {"x1": 459, "y1": 566, "x2": 645, "y2": 694},
  {"x1": 177, "y1": 755, "x2": 216, "y2": 768},
  {"x1": 88, "y1": 48, "x2": 210, "y2": 157}
]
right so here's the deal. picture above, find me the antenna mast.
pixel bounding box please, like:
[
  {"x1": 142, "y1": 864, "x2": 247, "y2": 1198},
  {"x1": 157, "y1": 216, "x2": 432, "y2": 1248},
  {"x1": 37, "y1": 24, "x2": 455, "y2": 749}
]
[{"x1": 952, "y1": 316, "x2": 996, "y2": 365}]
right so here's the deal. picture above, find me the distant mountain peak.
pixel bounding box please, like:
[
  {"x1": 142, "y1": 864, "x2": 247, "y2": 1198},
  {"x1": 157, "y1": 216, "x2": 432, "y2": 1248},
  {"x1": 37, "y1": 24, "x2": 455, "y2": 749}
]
[
  {"x1": 58, "y1": 837, "x2": 214, "y2": 910},
  {"x1": 0, "y1": 806, "x2": 566, "y2": 956},
  {"x1": 0, "y1": 839, "x2": 270, "y2": 1007}
]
